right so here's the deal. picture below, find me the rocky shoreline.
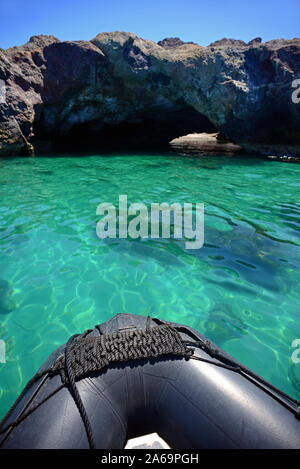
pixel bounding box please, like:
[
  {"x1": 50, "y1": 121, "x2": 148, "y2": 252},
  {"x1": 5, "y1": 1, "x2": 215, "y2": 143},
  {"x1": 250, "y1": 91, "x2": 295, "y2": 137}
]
[{"x1": 0, "y1": 32, "x2": 299, "y2": 157}]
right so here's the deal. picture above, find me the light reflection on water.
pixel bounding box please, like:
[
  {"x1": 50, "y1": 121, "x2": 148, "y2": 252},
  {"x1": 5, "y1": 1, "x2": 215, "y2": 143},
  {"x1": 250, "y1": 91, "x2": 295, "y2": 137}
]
[{"x1": 0, "y1": 152, "x2": 300, "y2": 417}]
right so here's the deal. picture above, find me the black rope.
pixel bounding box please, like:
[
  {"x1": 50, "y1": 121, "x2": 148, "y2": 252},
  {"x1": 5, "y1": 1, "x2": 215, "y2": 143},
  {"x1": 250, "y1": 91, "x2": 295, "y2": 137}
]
[
  {"x1": 2, "y1": 317, "x2": 300, "y2": 450},
  {"x1": 189, "y1": 355, "x2": 241, "y2": 372},
  {"x1": 0, "y1": 370, "x2": 50, "y2": 434},
  {"x1": 65, "y1": 335, "x2": 96, "y2": 449},
  {"x1": 0, "y1": 322, "x2": 193, "y2": 448},
  {"x1": 146, "y1": 315, "x2": 151, "y2": 333},
  {"x1": 0, "y1": 382, "x2": 65, "y2": 438},
  {"x1": 51, "y1": 324, "x2": 193, "y2": 383}
]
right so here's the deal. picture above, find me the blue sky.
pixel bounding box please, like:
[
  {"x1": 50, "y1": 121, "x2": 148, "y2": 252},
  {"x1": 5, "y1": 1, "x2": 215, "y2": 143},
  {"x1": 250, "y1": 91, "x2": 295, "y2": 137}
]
[{"x1": 0, "y1": 0, "x2": 299, "y2": 49}]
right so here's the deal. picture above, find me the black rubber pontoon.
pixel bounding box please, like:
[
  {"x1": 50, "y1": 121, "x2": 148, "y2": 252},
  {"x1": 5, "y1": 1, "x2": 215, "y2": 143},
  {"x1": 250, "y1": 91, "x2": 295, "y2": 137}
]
[{"x1": 1, "y1": 313, "x2": 300, "y2": 449}]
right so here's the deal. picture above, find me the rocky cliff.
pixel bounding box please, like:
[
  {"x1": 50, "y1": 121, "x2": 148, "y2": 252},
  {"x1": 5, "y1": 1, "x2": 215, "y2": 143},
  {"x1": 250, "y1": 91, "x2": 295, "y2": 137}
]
[{"x1": 0, "y1": 32, "x2": 299, "y2": 156}]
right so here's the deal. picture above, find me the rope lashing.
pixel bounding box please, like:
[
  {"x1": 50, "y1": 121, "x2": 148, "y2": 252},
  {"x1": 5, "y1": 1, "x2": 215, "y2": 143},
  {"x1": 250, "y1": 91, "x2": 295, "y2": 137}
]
[
  {"x1": 1, "y1": 317, "x2": 300, "y2": 450},
  {"x1": 0, "y1": 322, "x2": 192, "y2": 449},
  {"x1": 51, "y1": 324, "x2": 193, "y2": 384}
]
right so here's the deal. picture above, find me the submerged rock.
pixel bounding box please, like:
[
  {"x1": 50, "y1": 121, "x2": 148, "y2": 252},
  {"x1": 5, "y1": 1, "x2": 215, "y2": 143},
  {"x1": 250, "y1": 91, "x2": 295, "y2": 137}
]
[
  {"x1": 204, "y1": 301, "x2": 247, "y2": 347},
  {"x1": 0, "y1": 278, "x2": 16, "y2": 314},
  {"x1": 0, "y1": 32, "x2": 299, "y2": 156}
]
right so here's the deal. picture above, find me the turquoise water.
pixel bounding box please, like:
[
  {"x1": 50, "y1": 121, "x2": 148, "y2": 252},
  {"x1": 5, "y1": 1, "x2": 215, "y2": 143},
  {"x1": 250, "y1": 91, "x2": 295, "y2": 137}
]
[{"x1": 0, "y1": 152, "x2": 300, "y2": 418}]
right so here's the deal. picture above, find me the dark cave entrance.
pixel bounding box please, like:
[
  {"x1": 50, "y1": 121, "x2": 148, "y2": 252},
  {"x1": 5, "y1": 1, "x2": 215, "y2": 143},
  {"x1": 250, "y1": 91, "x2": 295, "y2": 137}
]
[{"x1": 32, "y1": 105, "x2": 218, "y2": 154}]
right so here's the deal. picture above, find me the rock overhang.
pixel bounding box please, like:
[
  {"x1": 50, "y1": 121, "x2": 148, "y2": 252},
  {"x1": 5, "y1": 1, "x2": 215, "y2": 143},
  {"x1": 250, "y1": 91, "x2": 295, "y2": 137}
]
[{"x1": 0, "y1": 32, "x2": 299, "y2": 156}]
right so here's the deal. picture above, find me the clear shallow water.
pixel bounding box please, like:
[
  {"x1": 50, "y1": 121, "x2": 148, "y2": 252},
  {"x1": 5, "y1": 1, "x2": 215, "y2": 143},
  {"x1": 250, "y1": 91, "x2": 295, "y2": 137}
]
[{"x1": 0, "y1": 152, "x2": 300, "y2": 418}]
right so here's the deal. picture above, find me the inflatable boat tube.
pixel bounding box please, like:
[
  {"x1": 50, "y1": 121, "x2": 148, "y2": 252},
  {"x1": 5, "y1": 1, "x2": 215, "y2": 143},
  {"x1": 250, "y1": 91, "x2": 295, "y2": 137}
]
[{"x1": 1, "y1": 313, "x2": 300, "y2": 449}]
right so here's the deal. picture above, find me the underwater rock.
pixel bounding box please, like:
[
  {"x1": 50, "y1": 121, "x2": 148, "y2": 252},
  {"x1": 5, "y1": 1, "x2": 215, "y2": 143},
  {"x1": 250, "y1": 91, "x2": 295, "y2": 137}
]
[
  {"x1": 0, "y1": 32, "x2": 299, "y2": 156},
  {"x1": 288, "y1": 362, "x2": 300, "y2": 394},
  {"x1": 0, "y1": 279, "x2": 16, "y2": 314},
  {"x1": 204, "y1": 301, "x2": 247, "y2": 347}
]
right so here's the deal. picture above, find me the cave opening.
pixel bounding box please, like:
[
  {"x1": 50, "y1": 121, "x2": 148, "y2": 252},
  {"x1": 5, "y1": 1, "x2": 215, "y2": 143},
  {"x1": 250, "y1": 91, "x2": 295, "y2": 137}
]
[{"x1": 32, "y1": 105, "x2": 218, "y2": 154}]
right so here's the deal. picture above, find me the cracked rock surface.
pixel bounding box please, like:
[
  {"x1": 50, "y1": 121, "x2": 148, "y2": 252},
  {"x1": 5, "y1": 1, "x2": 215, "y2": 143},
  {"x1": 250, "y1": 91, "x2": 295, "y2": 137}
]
[{"x1": 0, "y1": 32, "x2": 299, "y2": 156}]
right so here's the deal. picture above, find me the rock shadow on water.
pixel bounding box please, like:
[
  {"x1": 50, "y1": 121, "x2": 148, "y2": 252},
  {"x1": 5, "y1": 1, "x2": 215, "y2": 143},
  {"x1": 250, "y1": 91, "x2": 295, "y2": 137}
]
[
  {"x1": 182, "y1": 223, "x2": 293, "y2": 294},
  {"x1": 10, "y1": 233, "x2": 30, "y2": 247},
  {"x1": 275, "y1": 203, "x2": 300, "y2": 236},
  {"x1": 204, "y1": 301, "x2": 248, "y2": 348},
  {"x1": 100, "y1": 237, "x2": 183, "y2": 268},
  {"x1": 0, "y1": 278, "x2": 16, "y2": 315}
]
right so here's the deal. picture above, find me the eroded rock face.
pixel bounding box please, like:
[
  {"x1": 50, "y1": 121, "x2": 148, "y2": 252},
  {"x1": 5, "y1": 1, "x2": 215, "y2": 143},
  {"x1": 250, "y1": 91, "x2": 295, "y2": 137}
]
[{"x1": 0, "y1": 32, "x2": 299, "y2": 156}]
